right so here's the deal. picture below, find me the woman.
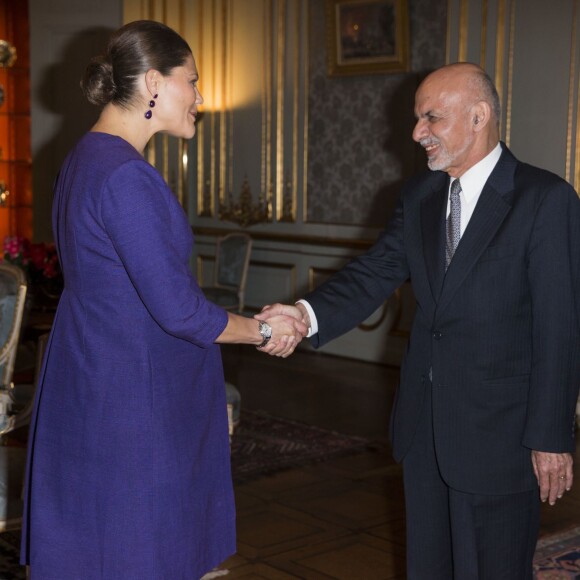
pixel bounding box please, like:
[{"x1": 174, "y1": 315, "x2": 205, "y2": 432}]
[{"x1": 21, "y1": 20, "x2": 304, "y2": 579}]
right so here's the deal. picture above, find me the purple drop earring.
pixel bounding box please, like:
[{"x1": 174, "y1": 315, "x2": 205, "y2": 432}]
[{"x1": 144, "y1": 94, "x2": 158, "y2": 119}]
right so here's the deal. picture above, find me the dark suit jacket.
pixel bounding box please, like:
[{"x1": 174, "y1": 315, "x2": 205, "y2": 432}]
[{"x1": 306, "y1": 144, "x2": 580, "y2": 495}]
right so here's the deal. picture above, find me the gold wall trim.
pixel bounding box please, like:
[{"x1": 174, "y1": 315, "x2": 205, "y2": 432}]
[
  {"x1": 197, "y1": 0, "x2": 206, "y2": 216},
  {"x1": 196, "y1": 254, "x2": 214, "y2": 285},
  {"x1": 494, "y1": 0, "x2": 506, "y2": 136},
  {"x1": 179, "y1": 138, "x2": 186, "y2": 207},
  {"x1": 504, "y1": 0, "x2": 516, "y2": 147},
  {"x1": 123, "y1": 0, "x2": 310, "y2": 218},
  {"x1": 210, "y1": 1, "x2": 217, "y2": 210},
  {"x1": 291, "y1": 0, "x2": 300, "y2": 222},
  {"x1": 567, "y1": 0, "x2": 579, "y2": 184},
  {"x1": 275, "y1": 0, "x2": 286, "y2": 220},
  {"x1": 228, "y1": 0, "x2": 234, "y2": 197},
  {"x1": 162, "y1": 134, "x2": 169, "y2": 182},
  {"x1": 575, "y1": 32, "x2": 580, "y2": 194},
  {"x1": 219, "y1": 0, "x2": 228, "y2": 204},
  {"x1": 302, "y1": 0, "x2": 310, "y2": 223},
  {"x1": 263, "y1": 0, "x2": 273, "y2": 211}
]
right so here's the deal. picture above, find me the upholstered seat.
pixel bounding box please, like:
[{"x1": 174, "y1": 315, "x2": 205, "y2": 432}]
[
  {"x1": 202, "y1": 233, "x2": 252, "y2": 313},
  {"x1": 201, "y1": 235, "x2": 250, "y2": 441},
  {"x1": 0, "y1": 264, "x2": 27, "y2": 435},
  {"x1": 0, "y1": 263, "x2": 28, "y2": 533}
]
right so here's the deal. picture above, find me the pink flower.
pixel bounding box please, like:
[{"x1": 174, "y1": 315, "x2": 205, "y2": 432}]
[
  {"x1": 3, "y1": 236, "x2": 23, "y2": 259},
  {"x1": 1, "y1": 235, "x2": 61, "y2": 285}
]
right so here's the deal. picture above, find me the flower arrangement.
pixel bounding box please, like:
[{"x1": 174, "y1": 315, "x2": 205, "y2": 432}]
[{"x1": 2, "y1": 236, "x2": 62, "y2": 293}]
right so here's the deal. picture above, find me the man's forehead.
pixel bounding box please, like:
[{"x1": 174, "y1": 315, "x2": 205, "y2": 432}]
[{"x1": 416, "y1": 78, "x2": 467, "y2": 109}]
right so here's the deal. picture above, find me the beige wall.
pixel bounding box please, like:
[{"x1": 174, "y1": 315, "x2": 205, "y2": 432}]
[
  {"x1": 122, "y1": 0, "x2": 447, "y2": 364},
  {"x1": 447, "y1": 0, "x2": 580, "y2": 192},
  {"x1": 29, "y1": 0, "x2": 122, "y2": 241},
  {"x1": 30, "y1": 0, "x2": 578, "y2": 363}
]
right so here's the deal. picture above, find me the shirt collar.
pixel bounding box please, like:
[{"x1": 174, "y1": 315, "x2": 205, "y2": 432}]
[{"x1": 450, "y1": 142, "x2": 502, "y2": 203}]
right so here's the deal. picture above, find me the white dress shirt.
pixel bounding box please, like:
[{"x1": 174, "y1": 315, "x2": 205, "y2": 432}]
[
  {"x1": 298, "y1": 143, "x2": 503, "y2": 337},
  {"x1": 448, "y1": 142, "x2": 502, "y2": 235}
]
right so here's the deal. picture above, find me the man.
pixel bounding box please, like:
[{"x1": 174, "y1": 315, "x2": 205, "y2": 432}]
[{"x1": 257, "y1": 63, "x2": 580, "y2": 578}]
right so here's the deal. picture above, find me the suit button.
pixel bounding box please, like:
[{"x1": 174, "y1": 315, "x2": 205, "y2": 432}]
[{"x1": 433, "y1": 331, "x2": 442, "y2": 340}]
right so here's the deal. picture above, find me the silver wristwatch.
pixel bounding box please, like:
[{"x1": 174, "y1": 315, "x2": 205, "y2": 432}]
[{"x1": 258, "y1": 321, "x2": 272, "y2": 348}]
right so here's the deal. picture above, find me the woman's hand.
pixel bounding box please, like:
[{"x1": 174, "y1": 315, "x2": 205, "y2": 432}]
[{"x1": 257, "y1": 313, "x2": 307, "y2": 358}]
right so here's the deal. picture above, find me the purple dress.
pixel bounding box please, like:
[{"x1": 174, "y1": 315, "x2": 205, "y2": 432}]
[{"x1": 21, "y1": 132, "x2": 236, "y2": 579}]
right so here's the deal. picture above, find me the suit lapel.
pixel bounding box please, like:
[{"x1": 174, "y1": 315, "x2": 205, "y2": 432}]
[
  {"x1": 420, "y1": 177, "x2": 448, "y2": 303},
  {"x1": 436, "y1": 145, "x2": 517, "y2": 318}
]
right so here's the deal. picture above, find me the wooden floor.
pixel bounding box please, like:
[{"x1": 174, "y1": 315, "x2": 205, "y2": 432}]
[{"x1": 219, "y1": 345, "x2": 580, "y2": 579}]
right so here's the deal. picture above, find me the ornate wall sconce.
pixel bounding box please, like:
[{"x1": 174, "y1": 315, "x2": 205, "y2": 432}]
[
  {"x1": 0, "y1": 40, "x2": 16, "y2": 110},
  {"x1": 219, "y1": 177, "x2": 270, "y2": 228},
  {"x1": 0, "y1": 40, "x2": 17, "y2": 68},
  {"x1": 0, "y1": 181, "x2": 10, "y2": 207}
]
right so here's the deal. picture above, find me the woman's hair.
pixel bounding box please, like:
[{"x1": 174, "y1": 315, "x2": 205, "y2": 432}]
[{"x1": 81, "y1": 20, "x2": 192, "y2": 108}]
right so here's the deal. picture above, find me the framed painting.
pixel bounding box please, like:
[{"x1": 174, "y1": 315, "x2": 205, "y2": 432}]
[{"x1": 326, "y1": 0, "x2": 409, "y2": 76}]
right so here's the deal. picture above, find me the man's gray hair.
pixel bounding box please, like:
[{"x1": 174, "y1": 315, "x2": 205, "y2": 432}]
[{"x1": 470, "y1": 69, "x2": 502, "y2": 125}]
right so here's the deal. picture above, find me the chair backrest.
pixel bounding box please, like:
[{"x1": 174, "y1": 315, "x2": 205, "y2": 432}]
[
  {"x1": 0, "y1": 264, "x2": 27, "y2": 432},
  {"x1": 0, "y1": 263, "x2": 27, "y2": 382},
  {"x1": 4, "y1": 332, "x2": 49, "y2": 435},
  {"x1": 214, "y1": 233, "x2": 252, "y2": 309}
]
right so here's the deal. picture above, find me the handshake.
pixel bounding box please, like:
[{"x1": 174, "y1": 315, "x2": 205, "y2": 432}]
[{"x1": 253, "y1": 303, "x2": 310, "y2": 358}]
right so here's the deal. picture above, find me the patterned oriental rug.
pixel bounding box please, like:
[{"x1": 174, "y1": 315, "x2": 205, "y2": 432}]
[
  {"x1": 0, "y1": 411, "x2": 372, "y2": 579},
  {"x1": 230, "y1": 409, "x2": 372, "y2": 484},
  {"x1": 4, "y1": 413, "x2": 577, "y2": 578},
  {"x1": 533, "y1": 525, "x2": 580, "y2": 578}
]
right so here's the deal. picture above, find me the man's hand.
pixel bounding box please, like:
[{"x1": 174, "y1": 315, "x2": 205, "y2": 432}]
[
  {"x1": 254, "y1": 304, "x2": 309, "y2": 358},
  {"x1": 531, "y1": 450, "x2": 573, "y2": 505},
  {"x1": 256, "y1": 303, "x2": 310, "y2": 329}
]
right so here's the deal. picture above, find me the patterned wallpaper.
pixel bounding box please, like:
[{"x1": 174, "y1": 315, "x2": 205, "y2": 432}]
[{"x1": 307, "y1": 0, "x2": 447, "y2": 227}]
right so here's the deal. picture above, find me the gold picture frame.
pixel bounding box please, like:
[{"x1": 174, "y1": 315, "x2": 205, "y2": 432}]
[{"x1": 326, "y1": 0, "x2": 409, "y2": 76}]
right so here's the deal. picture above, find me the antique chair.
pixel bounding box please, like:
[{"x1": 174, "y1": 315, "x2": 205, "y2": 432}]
[
  {"x1": 0, "y1": 263, "x2": 28, "y2": 533},
  {"x1": 201, "y1": 233, "x2": 252, "y2": 313},
  {"x1": 200, "y1": 233, "x2": 252, "y2": 439},
  {"x1": 225, "y1": 381, "x2": 241, "y2": 441},
  {"x1": 0, "y1": 333, "x2": 49, "y2": 532},
  {"x1": 0, "y1": 263, "x2": 28, "y2": 434},
  {"x1": 6, "y1": 333, "x2": 49, "y2": 434}
]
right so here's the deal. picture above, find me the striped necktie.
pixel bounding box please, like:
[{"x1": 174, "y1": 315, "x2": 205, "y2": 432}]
[{"x1": 446, "y1": 179, "x2": 462, "y2": 269}]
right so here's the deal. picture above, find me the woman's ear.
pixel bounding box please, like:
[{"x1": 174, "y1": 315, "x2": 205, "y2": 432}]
[{"x1": 144, "y1": 69, "x2": 160, "y2": 97}]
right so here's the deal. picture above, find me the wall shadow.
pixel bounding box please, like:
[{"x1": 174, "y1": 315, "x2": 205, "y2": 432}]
[
  {"x1": 32, "y1": 27, "x2": 113, "y2": 241},
  {"x1": 364, "y1": 70, "x2": 431, "y2": 228}
]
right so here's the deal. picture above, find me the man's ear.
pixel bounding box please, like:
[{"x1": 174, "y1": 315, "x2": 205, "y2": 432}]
[{"x1": 471, "y1": 100, "x2": 491, "y2": 132}]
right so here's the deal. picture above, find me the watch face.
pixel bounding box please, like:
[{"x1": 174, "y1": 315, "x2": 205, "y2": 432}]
[{"x1": 261, "y1": 321, "x2": 272, "y2": 338}]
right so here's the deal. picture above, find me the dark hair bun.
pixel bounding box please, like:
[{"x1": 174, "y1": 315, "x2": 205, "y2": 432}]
[
  {"x1": 81, "y1": 21, "x2": 192, "y2": 109},
  {"x1": 81, "y1": 56, "x2": 116, "y2": 107}
]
